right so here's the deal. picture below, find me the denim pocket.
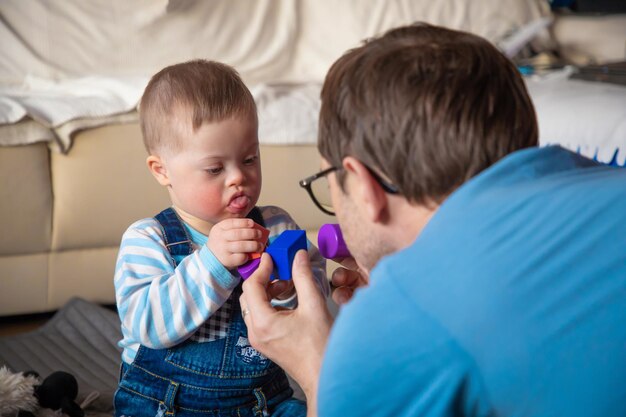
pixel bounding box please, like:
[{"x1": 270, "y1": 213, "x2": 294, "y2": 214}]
[
  {"x1": 115, "y1": 365, "x2": 162, "y2": 417},
  {"x1": 165, "y1": 334, "x2": 276, "y2": 379},
  {"x1": 165, "y1": 338, "x2": 226, "y2": 376}
]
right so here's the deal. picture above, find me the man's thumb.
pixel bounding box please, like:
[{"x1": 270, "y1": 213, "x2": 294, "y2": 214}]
[
  {"x1": 291, "y1": 250, "x2": 318, "y2": 297},
  {"x1": 293, "y1": 249, "x2": 313, "y2": 277},
  {"x1": 250, "y1": 252, "x2": 274, "y2": 285}
]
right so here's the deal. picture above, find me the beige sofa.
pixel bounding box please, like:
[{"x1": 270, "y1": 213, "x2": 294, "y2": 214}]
[
  {"x1": 1, "y1": 1, "x2": 624, "y2": 316},
  {"x1": 0, "y1": 122, "x2": 333, "y2": 315}
]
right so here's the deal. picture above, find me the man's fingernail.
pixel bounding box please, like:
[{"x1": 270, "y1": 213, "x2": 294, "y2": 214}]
[{"x1": 294, "y1": 252, "x2": 302, "y2": 265}]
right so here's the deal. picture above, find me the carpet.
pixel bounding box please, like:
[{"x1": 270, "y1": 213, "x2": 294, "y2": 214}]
[
  {"x1": 0, "y1": 298, "x2": 122, "y2": 413},
  {"x1": 0, "y1": 297, "x2": 309, "y2": 414}
]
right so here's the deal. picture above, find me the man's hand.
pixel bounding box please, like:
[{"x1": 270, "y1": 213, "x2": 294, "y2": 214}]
[
  {"x1": 207, "y1": 218, "x2": 267, "y2": 269},
  {"x1": 240, "y1": 250, "x2": 334, "y2": 415},
  {"x1": 330, "y1": 256, "x2": 369, "y2": 305}
]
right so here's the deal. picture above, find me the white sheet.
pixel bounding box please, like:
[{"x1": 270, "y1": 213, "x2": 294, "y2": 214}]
[
  {"x1": 0, "y1": 76, "x2": 147, "y2": 151},
  {"x1": 0, "y1": 0, "x2": 561, "y2": 152},
  {"x1": 0, "y1": 75, "x2": 148, "y2": 126},
  {"x1": 0, "y1": 77, "x2": 321, "y2": 152},
  {"x1": 0, "y1": 0, "x2": 298, "y2": 86},
  {"x1": 0, "y1": 71, "x2": 624, "y2": 164},
  {"x1": 0, "y1": 0, "x2": 552, "y2": 86},
  {"x1": 253, "y1": 83, "x2": 321, "y2": 146},
  {"x1": 528, "y1": 68, "x2": 626, "y2": 165}
]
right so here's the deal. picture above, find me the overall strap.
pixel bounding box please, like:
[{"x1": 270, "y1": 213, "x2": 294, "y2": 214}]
[
  {"x1": 248, "y1": 206, "x2": 265, "y2": 228},
  {"x1": 154, "y1": 207, "x2": 193, "y2": 265},
  {"x1": 154, "y1": 207, "x2": 266, "y2": 265}
]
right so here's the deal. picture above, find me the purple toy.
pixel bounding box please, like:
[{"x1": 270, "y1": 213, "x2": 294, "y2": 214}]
[
  {"x1": 238, "y1": 258, "x2": 261, "y2": 279},
  {"x1": 317, "y1": 223, "x2": 351, "y2": 259}
]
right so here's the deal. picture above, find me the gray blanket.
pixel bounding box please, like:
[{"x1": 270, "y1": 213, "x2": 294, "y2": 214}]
[
  {"x1": 0, "y1": 298, "x2": 122, "y2": 413},
  {"x1": 0, "y1": 297, "x2": 308, "y2": 413}
]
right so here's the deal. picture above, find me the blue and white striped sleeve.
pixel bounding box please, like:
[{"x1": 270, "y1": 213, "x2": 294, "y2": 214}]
[{"x1": 114, "y1": 218, "x2": 239, "y2": 349}]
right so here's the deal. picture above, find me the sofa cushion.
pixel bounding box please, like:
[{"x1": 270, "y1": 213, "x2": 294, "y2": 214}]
[
  {"x1": 50, "y1": 123, "x2": 169, "y2": 251},
  {"x1": 258, "y1": 144, "x2": 335, "y2": 231},
  {"x1": 49, "y1": 248, "x2": 118, "y2": 310},
  {"x1": 0, "y1": 142, "x2": 52, "y2": 255},
  {"x1": 0, "y1": 254, "x2": 48, "y2": 315}
]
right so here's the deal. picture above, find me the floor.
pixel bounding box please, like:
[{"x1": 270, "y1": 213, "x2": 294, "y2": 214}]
[
  {"x1": 0, "y1": 312, "x2": 52, "y2": 337},
  {"x1": 0, "y1": 304, "x2": 118, "y2": 338}
]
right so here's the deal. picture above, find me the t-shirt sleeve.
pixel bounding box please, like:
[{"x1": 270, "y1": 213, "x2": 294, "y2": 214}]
[
  {"x1": 114, "y1": 218, "x2": 239, "y2": 349},
  {"x1": 318, "y1": 271, "x2": 493, "y2": 417}
]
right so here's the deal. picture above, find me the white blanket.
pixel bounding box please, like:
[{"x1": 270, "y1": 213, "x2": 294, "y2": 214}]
[
  {"x1": 252, "y1": 83, "x2": 321, "y2": 146},
  {"x1": 0, "y1": 71, "x2": 624, "y2": 165},
  {"x1": 0, "y1": 76, "x2": 147, "y2": 151},
  {"x1": 0, "y1": 77, "x2": 321, "y2": 152},
  {"x1": 527, "y1": 68, "x2": 626, "y2": 165},
  {"x1": 0, "y1": 0, "x2": 559, "y2": 152}
]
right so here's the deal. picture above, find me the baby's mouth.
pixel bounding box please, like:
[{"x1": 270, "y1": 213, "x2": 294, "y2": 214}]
[{"x1": 228, "y1": 194, "x2": 250, "y2": 211}]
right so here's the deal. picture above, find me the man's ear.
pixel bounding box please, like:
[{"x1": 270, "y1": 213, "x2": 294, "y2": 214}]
[
  {"x1": 342, "y1": 156, "x2": 389, "y2": 223},
  {"x1": 146, "y1": 155, "x2": 170, "y2": 187}
]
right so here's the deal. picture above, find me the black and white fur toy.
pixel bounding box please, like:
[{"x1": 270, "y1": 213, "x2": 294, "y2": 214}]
[{"x1": 0, "y1": 367, "x2": 84, "y2": 417}]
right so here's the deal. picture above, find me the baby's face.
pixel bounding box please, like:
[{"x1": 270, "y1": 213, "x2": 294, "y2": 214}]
[{"x1": 163, "y1": 116, "x2": 262, "y2": 231}]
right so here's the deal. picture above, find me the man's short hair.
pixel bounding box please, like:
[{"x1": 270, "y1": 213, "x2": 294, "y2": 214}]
[
  {"x1": 318, "y1": 23, "x2": 538, "y2": 205},
  {"x1": 140, "y1": 59, "x2": 257, "y2": 154}
]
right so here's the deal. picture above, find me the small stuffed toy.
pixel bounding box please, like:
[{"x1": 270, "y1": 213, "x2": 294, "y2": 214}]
[
  {"x1": 0, "y1": 367, "x2": 84, "y2": 417},
  {"x1": 0, "y1": 367, "x2": 39, "y2": 416}
]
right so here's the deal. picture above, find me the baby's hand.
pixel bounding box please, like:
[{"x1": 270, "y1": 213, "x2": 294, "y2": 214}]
[
  {"x1": 331, "y1": 257, "x2": 369, "y2": 305},
  {"x1": 208, "y1": 219, "x2": 268, "y2": 269}
]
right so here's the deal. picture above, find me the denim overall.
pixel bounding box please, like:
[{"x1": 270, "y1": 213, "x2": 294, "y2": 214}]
[{"x1": 114, "y1": 208, "x2": 305, "y2": 417}]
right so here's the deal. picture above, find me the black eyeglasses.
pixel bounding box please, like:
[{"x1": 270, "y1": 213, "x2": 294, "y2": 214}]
[{"x1": 299, "y1": 165, "x2": 399, "y2": 215}]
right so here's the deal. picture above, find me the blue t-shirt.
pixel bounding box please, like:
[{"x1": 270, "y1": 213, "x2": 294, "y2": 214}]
[{"x1": 319, "y1": 146, "x2": 626, "y2": 417}]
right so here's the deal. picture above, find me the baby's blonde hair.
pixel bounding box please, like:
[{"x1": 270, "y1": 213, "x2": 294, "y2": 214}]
[{"x1": 139, "y1": 60, "x2": 257, "y2": 154}]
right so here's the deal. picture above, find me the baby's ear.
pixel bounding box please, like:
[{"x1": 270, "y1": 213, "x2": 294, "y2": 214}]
[{"x1": 146, "y1": 155, "x2": 170, "y2": 186}]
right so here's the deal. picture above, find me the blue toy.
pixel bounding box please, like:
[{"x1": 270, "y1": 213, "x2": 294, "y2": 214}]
[
  {"x1": 237, "y1": 229, "x2": 307, "y2": 280},
  {"x1": 266, "y1": 230, "x2": 307, "y2": 280}
]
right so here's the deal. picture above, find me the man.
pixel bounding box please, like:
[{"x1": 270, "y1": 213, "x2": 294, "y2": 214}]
[{"x1": 240, "y1": 23, "x2": 626, "y2": 417}]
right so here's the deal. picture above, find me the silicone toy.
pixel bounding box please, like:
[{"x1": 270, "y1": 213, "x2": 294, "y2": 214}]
[
  {"x1": 238, "y1": 229, "x2": 307, "y2": 280},
  {"x1": 317, "y1": 223, "x2": 351, "y2": 259},
  {"x1": 249, "y1": 226, "x2": 270, "y2": 260},
  {"x1": 267, "y1": 230, "x2": 307, "y2": 280},
  {"x1": 237, "y1": 257, "x2": 261, "y2": 278}
]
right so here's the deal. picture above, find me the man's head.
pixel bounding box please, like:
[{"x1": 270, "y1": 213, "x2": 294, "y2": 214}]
[
  {"x1": 319, "y1": 22, "x2": 538, "y2": 206},
  {"x1": 317, "y1": 23, "x2": 538, "y2": 270},
  {"x1": 140, "y1": 60, "x2": 261, "y2": 233}
]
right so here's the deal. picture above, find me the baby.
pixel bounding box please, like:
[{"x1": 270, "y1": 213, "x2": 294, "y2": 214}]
[{"x1": 113, "y1": 59, "x2": 329, "y2": 417}]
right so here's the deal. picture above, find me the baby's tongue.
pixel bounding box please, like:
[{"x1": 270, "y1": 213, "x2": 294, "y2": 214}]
[{"x1": 230, "y1": 195, "x2": 249, "y2": 209}]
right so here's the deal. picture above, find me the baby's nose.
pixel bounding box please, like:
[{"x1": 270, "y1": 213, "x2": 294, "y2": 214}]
[{"x1": 227, "y1": 167, "x2": 245, "y2": 185}]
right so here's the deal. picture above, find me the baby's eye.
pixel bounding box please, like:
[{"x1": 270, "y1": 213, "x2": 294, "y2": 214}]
[
  {"x1": 244, "y1": 156, "x2": 258, "y2": 165},
  {"x1": 205, "y1": 166, "x2": 223, "y2": 175}
]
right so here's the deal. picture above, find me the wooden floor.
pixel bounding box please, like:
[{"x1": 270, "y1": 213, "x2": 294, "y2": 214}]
[
  {"x1": 0, "y1": 305, "x2": 117, "y2": 337},
  {"x1": 0, "y1": 313, "x2": 52, "y2": 337}
]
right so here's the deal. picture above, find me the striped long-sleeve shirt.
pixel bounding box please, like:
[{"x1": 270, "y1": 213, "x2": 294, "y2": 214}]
[{"x1": 114, "y1": 205, "x2": 329, "y2": 364}]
